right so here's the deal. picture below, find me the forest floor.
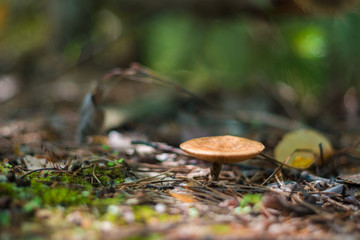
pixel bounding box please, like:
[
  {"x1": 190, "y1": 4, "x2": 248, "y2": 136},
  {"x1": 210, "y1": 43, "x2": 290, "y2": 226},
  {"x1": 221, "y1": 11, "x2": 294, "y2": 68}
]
[{"x1": 1, "y1": 69, "x2": 360, "y2": 240}]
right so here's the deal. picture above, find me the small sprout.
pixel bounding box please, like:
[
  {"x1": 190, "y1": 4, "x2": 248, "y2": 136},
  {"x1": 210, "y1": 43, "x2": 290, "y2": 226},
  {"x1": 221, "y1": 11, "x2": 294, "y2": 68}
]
[
  {"x1": 102, "y1": 144, "x2": 111, "y2": 151},
  {"x1": 180, "y1": 135, "x2": 265, "y2": 181},
  {"x1": 107, "y1": 158, "x2": 124, "y2": 167},
  {"x1": 240, "y1": 193, "x2": 262, "y2": 208},
  {"x1": 235, "y1": 193, "x2": 262, "y2": 214},
  {"x1": 115, "y1": 158, "x2": 124, "y2": 164}
]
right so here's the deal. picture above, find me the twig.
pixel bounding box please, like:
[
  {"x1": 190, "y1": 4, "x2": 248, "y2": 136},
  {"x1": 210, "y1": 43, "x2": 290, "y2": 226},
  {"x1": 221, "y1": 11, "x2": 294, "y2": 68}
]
[
  {"x1": 186, "y1": 188, "x2": 224, "y2": 203},
  {"x1": 89, "y1": 157, "x2": 123, "y2": 166},
  {"x1": 291, "y1": 194, "x2": 324, "y2": 215},
  {"x1": 130, "y1": 63, "x2": 215, "y2": 108},
  {"x1": 233, "y1": 167, "x2": 251, "y2": 184},
  {"x1": 131, "y1": 140, "x2": 186, "y2": 155},
  {"x1": 144, "y1": 179, "x2": 183, "y2": 185},
  {"x1": 307, "y1": 183, "x2": 358, "y2": 212},
  {"x1": 236, "y1": 110, "x2": 304, "y2": 131},
  {"x1": 92, "y1": 164, "x2": 103, "y2": 186},
  {"x1": 259, "y1": 153, "x2": 283, "y2": 166},
  {"x1": 212, "y1": 181, "x2": 243, "y2": 201},
  {"x1": 181, "y1": 177, "x2": 232, "y2": 199},
  {"x1": 117, "y1": 168, "x2": 177, "y2": 189},
  {"x1": 261, "y1": 165, "x2": 282, "y2": 186},
  {"x1": 20, "y1": 168, "x2": 59, "y2": 179},
  {"x1": 319, "y1": 143, "x2": 324, "y2": 166}
]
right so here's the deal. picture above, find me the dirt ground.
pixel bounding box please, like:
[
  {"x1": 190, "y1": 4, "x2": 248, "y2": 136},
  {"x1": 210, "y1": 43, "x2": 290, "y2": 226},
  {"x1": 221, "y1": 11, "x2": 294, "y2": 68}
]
[{"x1": 1, "y1": 65, "x2": 360, "y2": 240}]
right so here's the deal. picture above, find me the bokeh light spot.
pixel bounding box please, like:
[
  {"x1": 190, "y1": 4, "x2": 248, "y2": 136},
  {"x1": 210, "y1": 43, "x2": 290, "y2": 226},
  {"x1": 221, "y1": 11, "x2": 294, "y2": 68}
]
[{"x1": 293, "y1": 26, "x2": 327, "y2": 59}]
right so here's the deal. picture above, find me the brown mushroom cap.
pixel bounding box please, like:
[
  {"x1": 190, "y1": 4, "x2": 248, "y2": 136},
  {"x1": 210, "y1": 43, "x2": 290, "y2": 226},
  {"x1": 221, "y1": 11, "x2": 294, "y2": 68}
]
[{"x1": 180, "y1": 135, "x2": 265, "y2": 164}]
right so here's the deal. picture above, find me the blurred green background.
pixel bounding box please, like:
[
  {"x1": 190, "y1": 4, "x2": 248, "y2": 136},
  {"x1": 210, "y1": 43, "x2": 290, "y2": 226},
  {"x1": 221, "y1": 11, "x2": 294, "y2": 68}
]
[{"x1": 0, "y1": 0, "x2": 359, "y2": 138}]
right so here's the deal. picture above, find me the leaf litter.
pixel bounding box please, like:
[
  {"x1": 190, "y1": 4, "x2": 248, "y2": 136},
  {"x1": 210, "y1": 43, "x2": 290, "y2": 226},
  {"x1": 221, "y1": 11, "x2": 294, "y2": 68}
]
[{"x1": 1, "y1": 65, "x2": 360, "y2": 239}]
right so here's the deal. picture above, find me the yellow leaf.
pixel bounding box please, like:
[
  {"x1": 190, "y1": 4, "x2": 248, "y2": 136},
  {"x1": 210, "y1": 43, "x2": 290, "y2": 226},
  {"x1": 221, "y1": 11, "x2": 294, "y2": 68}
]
[
  {"x1": 274, "y1": 129, "x2": 333, "y2": 169},
  {"x1": 291, "y1": 155, "x2": 314, "y2": 169}
]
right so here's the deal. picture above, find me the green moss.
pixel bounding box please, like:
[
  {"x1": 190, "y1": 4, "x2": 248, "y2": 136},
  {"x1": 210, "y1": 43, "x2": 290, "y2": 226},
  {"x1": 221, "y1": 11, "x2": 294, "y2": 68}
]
[
  {"x1": 100, "y1": 205, "x2": 127, "y2": 224},
  {"x1": 104, "y1": 166, "x2": 124, "y2": 184},
  {"x1": 57, "y1": 173, "x2": 92, "y2": 187},
  {"x1": 0, "y1": 210, "x2": 10, "y2": 227},
  {"x1": 78, "y1": 165, "x2": 125, "y2": 185},
  {"x1": 1, "y1": 182, "x2": 35, "y2": 202},
  {"x1": 23, "y1": 197, "x2": 42, "y2": 213},
  {"x1": 1, "y1": 180, "x2": 91, "y2": 208},
  {"x1": 0, "y1": 164, "x2": 11, "y2": 175},
  {"x1": 0, "y1": 160, "x2": 129, "y2": 215},
  {"x1": 132, "y1": 205, "x2": 156, "y2": 223},
  {"x1": 82, "y1": 167, "x2": 102, "y2": 176},
  {"x1": 0, "y1": 182, "x2": 16, "y2": 197},
  {"x1": 40, "y1": 188, "x2": 90, "y2": 206},
  {"x1": 211, "y1": 224, "x2": 230, "y2": 235},
  {"x1": 102, "y1": 211, "x2": 123, "y2": 223},
  {"x1": 97, "y1": 175, "x2": 112, "y2": 186},
  {"x1": 131, "y1": 205, "x2": 180, "y2": 224},
  {"x1": 92, "y1": 194, "x2": 126, "y2": 213},
  {"x1": 124, "y1": 233, "x2": 163, "y2": 240},
  {"x1": 29, "y1": 181, "x2": 90, "y2": 207},
  {"x1": 29, "y1": 171, "x2": 52, "y2": 182},
  {"x1": 29, "y1": 171, "x2": 92, "y2": 188},
  {"x1": 157, "y1": 213, "x2": 180, "y2": 223}
]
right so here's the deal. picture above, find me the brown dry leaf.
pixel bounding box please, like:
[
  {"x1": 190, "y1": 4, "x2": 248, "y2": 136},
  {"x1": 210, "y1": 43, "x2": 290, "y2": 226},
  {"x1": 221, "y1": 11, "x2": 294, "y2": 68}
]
[
  {"x1": 169, "y1": 190, "x2": 196, "y2": 203},
  {"x1": 338, "y1": 173, "x2": 360, "y2": 185},
  {"x1": 274, "y1": 129, "x2": 333, "y2": 169},
  {"x1": 88, "y1": 135, "x2": 109, "y2": 145}
]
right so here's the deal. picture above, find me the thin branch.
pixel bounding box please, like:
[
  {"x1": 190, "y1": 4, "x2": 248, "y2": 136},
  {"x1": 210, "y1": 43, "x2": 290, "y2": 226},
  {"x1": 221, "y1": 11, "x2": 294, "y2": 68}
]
[
  {"x1": 20, "y1": 168, "x2": 59, "y2": 179},
  {"x1": 92, "y1": 164, "x2": 103, "y2": 186},
  {"x1": 261, "y1": 164, "x2": 282, "y2": 186}
]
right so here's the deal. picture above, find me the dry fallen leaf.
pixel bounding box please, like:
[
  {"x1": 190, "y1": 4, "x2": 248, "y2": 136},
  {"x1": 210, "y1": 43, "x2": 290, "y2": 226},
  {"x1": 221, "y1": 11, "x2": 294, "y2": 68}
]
[
  {"x1": 274, "y1": 129, "x2": 333, "y2": 169},
  {"x1": 23, "y1": 155, "x2": 48, "y2": 170},
  {"x1": 76, "y1": 83, "x2": 105, "y2": 144},
  {"x1": 169, "y1": 190, "x2": 196, "y2": 203}
]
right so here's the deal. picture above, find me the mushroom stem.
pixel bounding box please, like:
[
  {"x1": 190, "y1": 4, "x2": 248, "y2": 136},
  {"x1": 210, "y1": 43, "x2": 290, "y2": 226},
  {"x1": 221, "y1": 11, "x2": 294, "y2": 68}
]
[{"x1": 210, "y1": 162, "x2": 223, "y2": 181}]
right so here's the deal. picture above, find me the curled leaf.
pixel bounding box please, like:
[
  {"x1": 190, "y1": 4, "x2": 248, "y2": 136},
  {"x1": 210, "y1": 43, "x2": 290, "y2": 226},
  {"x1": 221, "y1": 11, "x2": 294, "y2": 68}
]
[
  {"x1": 274, "y1": 129, "x2": 333, "y2": 169},
  {"x1": 76, "y1": 84, "x2": 105, "y2": 144},
  {"x1": 291, "y1": 153, "x2": 314, "y2": 169}
]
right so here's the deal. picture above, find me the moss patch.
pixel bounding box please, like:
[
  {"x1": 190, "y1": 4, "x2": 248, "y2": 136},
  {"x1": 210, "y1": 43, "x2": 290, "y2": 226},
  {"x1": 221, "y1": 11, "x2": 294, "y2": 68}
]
[{"x1": 0, "y1": 159, "x2": 127, "y2": 212}]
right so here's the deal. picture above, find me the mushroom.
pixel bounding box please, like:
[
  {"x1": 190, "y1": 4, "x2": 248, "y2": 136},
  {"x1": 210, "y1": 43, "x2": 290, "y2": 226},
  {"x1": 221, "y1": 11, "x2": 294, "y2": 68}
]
[{"x1": 180, "y1": 135, "x2": 265, "y2": 181}]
